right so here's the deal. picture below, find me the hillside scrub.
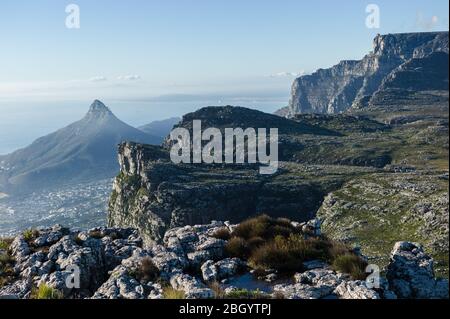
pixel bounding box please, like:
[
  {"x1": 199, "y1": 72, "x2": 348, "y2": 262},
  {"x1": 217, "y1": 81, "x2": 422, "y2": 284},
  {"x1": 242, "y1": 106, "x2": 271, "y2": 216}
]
[{"x1": 225, "y1": 215, "x2": 367, "y2": 278}]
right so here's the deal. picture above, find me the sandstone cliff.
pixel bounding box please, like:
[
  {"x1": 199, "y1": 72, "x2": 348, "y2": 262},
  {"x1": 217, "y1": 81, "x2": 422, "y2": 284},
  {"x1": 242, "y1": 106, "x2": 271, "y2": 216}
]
[
  {"x1": 107, "y1": 141, "x2": 372, "y2": 244},
  {"x1": 288, "y1": 32, "x2": 449, "y2": 115}
]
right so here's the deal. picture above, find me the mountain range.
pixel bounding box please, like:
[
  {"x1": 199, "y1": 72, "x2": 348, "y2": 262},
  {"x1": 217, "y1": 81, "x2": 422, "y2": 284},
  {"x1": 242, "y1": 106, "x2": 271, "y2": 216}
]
[
  {"x1": 288, "y1": 31, "x2": 449, "y2": 116},
  {"x1": 108, "y1": 31, "x2": 449, "y2": 278},
  {"x1": 138, "y1": 117, "x2": 181, "y2": 140},
  {"x1": 0, "y1": 30, "x2": 448, "y2": 299},
  {"x1": 0, "y1": 100, "x2": 164, "y2": 195}
]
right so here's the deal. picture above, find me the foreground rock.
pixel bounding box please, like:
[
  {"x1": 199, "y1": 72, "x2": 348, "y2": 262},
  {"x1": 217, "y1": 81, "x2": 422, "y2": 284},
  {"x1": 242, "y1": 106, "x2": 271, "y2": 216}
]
[
  {"x1": 1, "y1": 222, "x2": 448, "y2": 299},
  {"x1": 387, "y1": 242, "x2": 449, "y2": 299}
]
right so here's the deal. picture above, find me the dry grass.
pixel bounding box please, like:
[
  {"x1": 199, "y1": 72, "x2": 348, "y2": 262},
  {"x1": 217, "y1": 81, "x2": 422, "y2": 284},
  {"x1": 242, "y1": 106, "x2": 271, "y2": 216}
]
[
  {"x1": 31, "y1": 284, "x2": 63, "y2": 299},
  {"x1": 332, "y1": 254, "x2": 368, "y2": 280},
  {"x1": 226, "y1": 215, "x2": 367, "y2": 277},
  {"x1": 162, "y1": 286, "x2": 186, "y2": 299},
  {"x1": 232, "y1": 215, "x2": 299, "y2": 240},
  {"x1": 209, "y1": 281, "x2": 226, "y2": 299},
  {"x1": 211, "y1": 227, "x2": 231, "y2": 241},
  {"x1": 0, "y1": 251, "x2": 15, "y2": 288},
  {"x1": 0, "y1": 237, "x2": 14, "y2": 250},
  {"x1": 88, "y1": 230, "x2": 103, "y2": 239},
  {"x1": 225, "y1": 237, "x2": 250, "y2": 259},
  {"x1": 249, "y1": 235, "x2": 327, "y2": 273},
  {"x1": 23, "y1": 229, "x2": 40, "y2": 242},
  {"x1": 135, "y1": 257, "x2": 159, "y2": 282}
]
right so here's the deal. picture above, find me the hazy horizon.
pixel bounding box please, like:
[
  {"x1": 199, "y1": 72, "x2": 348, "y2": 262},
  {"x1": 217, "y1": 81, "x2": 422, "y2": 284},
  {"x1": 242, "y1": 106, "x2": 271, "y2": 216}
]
[
  {"x1": 0, "y1": 95, "x2": 288, "y2": 155},
  {"x1": 1, "y1": 0, "x2": 449, "y2": 154}
]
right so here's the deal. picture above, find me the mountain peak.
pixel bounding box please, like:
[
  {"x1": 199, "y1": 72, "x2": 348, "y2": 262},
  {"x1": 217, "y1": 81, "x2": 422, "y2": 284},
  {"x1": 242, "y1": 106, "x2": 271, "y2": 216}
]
[{"x1": 88, "y1": 100, "x2": 112, "y2": 114}]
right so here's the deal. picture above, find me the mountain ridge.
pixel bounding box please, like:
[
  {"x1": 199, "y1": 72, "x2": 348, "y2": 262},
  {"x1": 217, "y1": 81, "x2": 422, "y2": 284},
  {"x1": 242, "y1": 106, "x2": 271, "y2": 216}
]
[
  {"x1": 288, "y1": 31, "x2": 449, "y2": 116},
  {"x1": 0, "y1": 100, "x2": 160, "y2": 195}
]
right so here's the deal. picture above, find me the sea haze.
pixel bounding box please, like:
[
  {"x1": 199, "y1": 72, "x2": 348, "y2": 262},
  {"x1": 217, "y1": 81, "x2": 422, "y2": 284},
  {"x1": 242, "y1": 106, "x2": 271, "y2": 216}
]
[{"x1": 0, "y1": 96, "x2": 287, "y2": 155}]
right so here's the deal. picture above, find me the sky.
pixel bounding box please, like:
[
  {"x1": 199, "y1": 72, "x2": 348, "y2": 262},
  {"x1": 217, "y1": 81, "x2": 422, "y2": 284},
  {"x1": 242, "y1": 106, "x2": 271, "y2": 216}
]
[{"x1": 0, "y1": 0, "x2": 449, "y2": 154}]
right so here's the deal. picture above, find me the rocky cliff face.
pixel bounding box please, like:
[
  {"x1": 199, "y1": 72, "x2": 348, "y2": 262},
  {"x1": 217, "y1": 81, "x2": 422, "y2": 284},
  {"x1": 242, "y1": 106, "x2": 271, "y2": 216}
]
[
  {"x1": 288, "y1": 32, "x2": 449, "y2": 116},
  {"x1": 108, "y1": 106, "x2": 384, "y2": 244},
  {"x1": 107, "y1": 141, "x2": 371, "y2": 244}
]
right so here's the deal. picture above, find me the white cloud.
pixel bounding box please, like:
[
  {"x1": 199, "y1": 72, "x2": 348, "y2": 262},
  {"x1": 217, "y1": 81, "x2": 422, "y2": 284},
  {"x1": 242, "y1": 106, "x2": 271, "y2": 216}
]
[
  {"x1": 89, "y1": 76, "x2": 107, "y2": 82},
  {"x1": 117, "y1": 74, "x2": 141, "y2": 81},
  {"x1": 268, "y1": 71, "x2": 306, "y2": 78},
  {"x1": 416, "y1": 12, "x2": 440, "y2": 31}
]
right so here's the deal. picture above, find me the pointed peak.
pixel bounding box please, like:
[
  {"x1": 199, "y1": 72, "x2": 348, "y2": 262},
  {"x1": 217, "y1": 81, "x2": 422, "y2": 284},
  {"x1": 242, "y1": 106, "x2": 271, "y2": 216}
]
[{"x1": 89, "y1": 100, "x2": 111, "y2": 113}]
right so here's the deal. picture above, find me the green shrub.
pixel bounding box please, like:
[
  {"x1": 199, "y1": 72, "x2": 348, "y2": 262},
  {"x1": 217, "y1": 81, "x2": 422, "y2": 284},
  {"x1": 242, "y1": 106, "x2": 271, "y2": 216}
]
[
  {"x1": 232, "y1": 215, "x2": 298, "y2": 240},
  {"x1": 0, "y1": 252, "x2": 13, "y2": 267},
  {"x1": 163, "y1": 286, "x2": 185, "y2": 299},
  {"x1": 23, "y1": 229, "x2": 39, "y2": 242},
  {"x1": 135, "y1": 257, "x2": 159, "y2": 282},
  {"x1": 327, "y1": 240, "x2": 352, "y2": 259},
  {"x1": 332, "y1": 254, "x2": 368, "y2": 280},
  {"x1": 247, "y1": 236, "x2": 265, "y2": 250},
  {"x1": 88, "y1": 230, "x2": 103, "y2": 239},
  {"x1": 249, "y1": 235, "x2": 346, "y2": 274},
  {"x1": 212, "y1": 227, "x2": 231, "y2": 241},
  {"x1": 225, "y1": 288, "x2": 268, "y2": 299},
  {"x1": 0, "y1": 238, "x2": 13, "y2": 250},
  {"x1": 227, "y1": 215, "x2": 367, "y2": 277},
  {"x1": 32, "y1": 284, "x2": 63, "y2": 299},
  {"x1": 225, "y1": 237, "x2": 250, "y2": 259},
  {"x1": 0, "y1": 251, "x2": 15, "y2": 287}
]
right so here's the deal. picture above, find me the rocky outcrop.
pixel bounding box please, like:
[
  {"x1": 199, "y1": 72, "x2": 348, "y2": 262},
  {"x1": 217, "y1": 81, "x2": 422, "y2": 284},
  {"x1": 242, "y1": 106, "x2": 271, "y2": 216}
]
[
  {"x1": 201, "y1": 258, "x2": 245, "y2": 282},
  {"x1": 274, "y1": 268, "x2": 348, "y2": 299},
  {"x1": 108, "y1": 141, "x2": 375, "y2": 244},
  {"x1": 93, "y1": 250, "x2": 164, "y2": 299},
  {"x1": 0, "y1": 225, "x2": 143, "y2": 299},
  {"x1": 334, "y1": 280, "x2": 380, "y2": 299},
  {"x1": 288, "y1": 32, "x2": 449, "y2": 116},
  {"x1": 1, "y1": 222, "x2": 447, "y2": 299},
  {"x1": 317, "y1": 172, "x2": 449, "y2": 277},
  {"x1": 386, "y1": 242, "x2": 449, "y2": 299}
]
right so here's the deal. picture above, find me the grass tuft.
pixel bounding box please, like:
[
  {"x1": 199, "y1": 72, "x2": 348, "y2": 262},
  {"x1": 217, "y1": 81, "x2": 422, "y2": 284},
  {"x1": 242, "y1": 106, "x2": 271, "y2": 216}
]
[
  {"x1": 31, "y1": 284, "x2": 63, "y2": 299},
  {"x1": 232, "y1": 215, "x2": 298, "y2": 240},
  {"x1": 225, "y1": 288, "x2": 269, "y2": 299},
  {"x1": 332, "y1": 254, "x2": 368, "y2": 280},
  {"x1": 88, "y1": 230, "x2": 103, "y2": 239},
  {"x1": 0, "y1": 238, "x2": 13, "y2": 250},
  {"x1": 225, "y1": 237, "x2": 250, "y2": 259},
  {"x1": 23, "y1": 229, "x2": 39, "y2": 242},
  {"x1": 225, "y1": 215, "x2": 368, "y2": 277},
  {"x1": 162, "y1": 286, "x2": 185, "y2": 299},
  {"x1": 135, "y1": 257, "x2": 159, "y2": 282},
  {"x1": 211, "y1": 227, "x2": 231, "y2": 241}
]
